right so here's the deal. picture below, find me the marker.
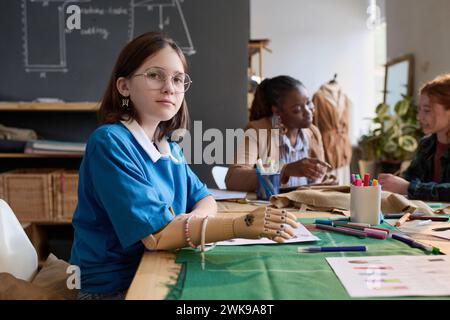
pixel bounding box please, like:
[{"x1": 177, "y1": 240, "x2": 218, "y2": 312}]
[
  {"x1": 418, "y1": 219, "x2": 432, "y2": 226},
  {"x1": 331, "y1": 219, "x2": 388, "y2": 232},
  {"x1": 372, "y1": 179, "x2": 378, "y2": 186},
  {"x1": 383, "y1": 213, "x2": 405, "y2": 219},
  {"x1": 364, "y1": 229, "x2": 387, "y2": 239},
  {"x1": 298, "y1": 245, "x2": 367, "y2": 253},
  {"x1": 334, "y1": 223, "x2": 390, "y2": 235},
  {"x1": 315, "y1": 220, "x2": 371, "y2": 228},
  {"x1": 363, "y1": 173, "x2": 370, "y2": 187},
  {"x1": 315, "y1": 224, "x2": 367, "y2": 238},
  {"x1": 335, "y1": 225, "x2": 387, "y2": 239},
  {"x1": 256, "y1": 158, "x2": 265, "y2": 173},
  {"x1": 332, "y1": 224, "x2": 364, "y2": 231},
  {"x1": 338, "y1": 222, "x2": 371, "y2": 228},
  {"x1": 409, "y1": 216, "x2": 449, "y2": 222},
  {"x1": 334, "y1": 226, "x2": 370, "y2": 238},
  {"x1": 365, "y1": 226, "x2": 391, "y2": 235},
  {"x1": 314, "y1": 219, "x2": 334, "y2": 226},
  {"x1": 392, "y1": 233, "x2": 441, "y2": 254},
  {"x1": 411, "y1": 212, "x2": 427, "y2": 218},
  {"x1": 355, "y1": 179, "x2": 362, "y2": 187}
]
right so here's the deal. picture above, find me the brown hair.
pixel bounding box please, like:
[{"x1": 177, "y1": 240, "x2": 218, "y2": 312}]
[
  {"x1": 249, "y1": 76, "x2": 304, "y2": 121},
  {"x1": 420, "y1": 73, "x2": 450, "y2": 110},
  {"x1": 97, "y1": 32, "x2": 189, "y2": 141}
]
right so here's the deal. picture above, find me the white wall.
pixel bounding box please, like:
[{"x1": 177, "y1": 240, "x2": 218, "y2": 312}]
[
  {"x1": 386, "y1": 0, "x2": 450, "y2": 95},
  {"x1": 250, "y1": 0, "x2": 377, "y2": 144}
]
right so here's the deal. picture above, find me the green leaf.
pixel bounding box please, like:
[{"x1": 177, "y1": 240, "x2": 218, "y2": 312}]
[
  {"x1": 394, "y1": 99, "x2": 410, "y2": 116},
  {"x1": 399, "y1": 135, "x2": 418, "y2": 152},
  {"x1": 358, "y1": 96, "x2": 423, "y2": 162},
  {"x1": 383, "y1": 140, "x2": 398, "y2": 154},
  {"x1": 376, "y1": 103, "x2": 390, "y2": 117}
]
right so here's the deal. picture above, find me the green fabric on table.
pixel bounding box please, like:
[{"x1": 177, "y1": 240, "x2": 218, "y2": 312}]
[{"x1": 166, "y1": 219, "x2": 446, "y2": 300}]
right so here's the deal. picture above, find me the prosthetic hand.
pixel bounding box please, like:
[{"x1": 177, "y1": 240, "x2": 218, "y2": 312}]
[
  {"x1": 142, "y1": 207, "x2": 300, "y2": 251},
  {"x1": 232, "y1": 207, "x2": 299, "y2": 242}
]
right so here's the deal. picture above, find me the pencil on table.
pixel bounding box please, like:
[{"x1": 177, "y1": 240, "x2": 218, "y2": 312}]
[{"x1": 395, "y1": 212, "x2": 411, "y2": 227}]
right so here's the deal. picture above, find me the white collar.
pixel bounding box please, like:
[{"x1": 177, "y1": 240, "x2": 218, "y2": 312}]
[
  {"x1": 121, "y1": 119, "x2": 179, "y2": 163},
  {"x1": 281, "y1": 129, "x2": 307, "y2": 153}
]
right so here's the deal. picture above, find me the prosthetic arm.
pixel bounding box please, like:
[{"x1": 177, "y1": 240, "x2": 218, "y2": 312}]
[{"x1": 142, "y1": 207, "x2": 300, "y2": 251}]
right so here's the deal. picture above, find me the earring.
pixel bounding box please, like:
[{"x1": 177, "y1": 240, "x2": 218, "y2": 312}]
[
  {"x1": 275, "y1": 115, "x2": 287, "y2": 135},
  {"x1": 122, "y1": 97, "x2": 129, "y2": 108}
]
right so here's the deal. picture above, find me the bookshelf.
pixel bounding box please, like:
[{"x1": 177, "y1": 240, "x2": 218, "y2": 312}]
[
  {"x1": 0, "y1": 153, "x2": 84, "y2": 158},
  {"x1": 0, "y1": 102, "x2": 91, "y2": 263},
  {"x1": 0, "y1": 101, "x2": 95, "y2": 158},
  {"x1": 0, "y1": 102, "x2": 92, "y2": 222},
  {"x1": 0, "y1": 102, "x2": 99, "y2": 112}
]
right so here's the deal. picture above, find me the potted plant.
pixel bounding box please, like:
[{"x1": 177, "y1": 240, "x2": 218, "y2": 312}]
[{"x1": 358, "y1": 96, "x2": 423, "y2": 175}]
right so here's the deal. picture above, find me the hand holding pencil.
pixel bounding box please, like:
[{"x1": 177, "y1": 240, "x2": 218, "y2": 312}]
[{"x1": 280, "y1": 158, "x2": 332, "y2": 184}]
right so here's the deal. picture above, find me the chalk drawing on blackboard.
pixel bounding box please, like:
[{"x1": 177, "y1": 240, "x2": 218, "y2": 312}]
[
  {"x1": 21, "y1": 0, "x2": 195, "y2": 78},
  {"x1": 128, "y1": 0, "x2": 196, "y2": 55},
  {"x1": 21, "y1": 0, "x2": 91, "y2": 78}
]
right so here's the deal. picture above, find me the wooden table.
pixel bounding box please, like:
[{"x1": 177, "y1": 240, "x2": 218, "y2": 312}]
[
  {"x1": 126, "y1": 202, "x2": 337, "y2": 300},
  {"x1": 126, "y1": 201, "x2": 450, "y2": 300}
]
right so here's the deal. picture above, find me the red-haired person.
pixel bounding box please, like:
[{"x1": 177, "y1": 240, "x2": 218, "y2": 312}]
[{"x1": 379, "y1": 74, "x2": 450, "y2": 201}]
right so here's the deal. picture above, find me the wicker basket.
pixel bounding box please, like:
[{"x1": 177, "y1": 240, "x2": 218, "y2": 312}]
[
  {"x1": 0, "y1": 174, "x2": 4, "y2": 201},
  {"x1": 53, "y1": 170, "x2": 79, "y2": 222},
  {"x1": 1, "y1": 169, "x2": 61, "y2": 222}
]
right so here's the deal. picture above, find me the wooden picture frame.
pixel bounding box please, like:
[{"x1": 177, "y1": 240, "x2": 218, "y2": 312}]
[{"x1": 383, "y1": 54, "x2": 415, "y2": 107}]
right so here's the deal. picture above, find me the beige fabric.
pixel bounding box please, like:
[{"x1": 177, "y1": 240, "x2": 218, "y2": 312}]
[
  {"x1": 0, "y1": 272, "x2": 62, "y2": 300},
  {"x1": 225, "y1": 117, "x2": 325, "y2": 192},
  {"x1": 32, "y1": 253, "x2": 78, "y2": 300},
  {"x1": 0, "y1": 124, "x2": 38, "y2": 140},
  {"x1": 0, "y1": 253, "x2": 76, "y2": 300},
  {"x1": 270, "y1": 185, "x2": 435, "y2": 216},
  {"x1": 312, "y1": 83, "x2": 352, "y2": 170}
]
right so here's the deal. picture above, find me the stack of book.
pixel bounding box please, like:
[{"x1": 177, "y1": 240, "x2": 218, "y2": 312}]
[
  {"x1": 24, "y1": 140, "x2": 86, "y2": 155},
  {"x1": 0, "y1": 139, "x2": 27, "y2": 152}
]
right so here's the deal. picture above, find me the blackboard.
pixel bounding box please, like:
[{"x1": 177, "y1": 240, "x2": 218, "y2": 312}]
[
  {"x1": 0, "y1": 0, "x2": 250, "y2": 185},
  {"x1": 0, "y1": 0, "x2": 249, "y2": 102}
]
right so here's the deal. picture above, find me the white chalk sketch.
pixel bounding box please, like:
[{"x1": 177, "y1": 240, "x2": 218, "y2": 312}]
[
  {"x1": 128, "y1": 0, "x2": 196, "y2": 55},
  {"x1": 22, "y1": 0, "x2": 91, "y2": 77},
  {"x1": 21, "y1": 0, "x2": 195, "y2": 77}
]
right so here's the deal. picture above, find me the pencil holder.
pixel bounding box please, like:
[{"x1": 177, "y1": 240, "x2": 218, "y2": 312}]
[
  {"x1": 256, "y1": 172, "x2": 280, "y2": 201},
  {"x1": 350, "y1": 184, "x2": 381, "y2": 225}
]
